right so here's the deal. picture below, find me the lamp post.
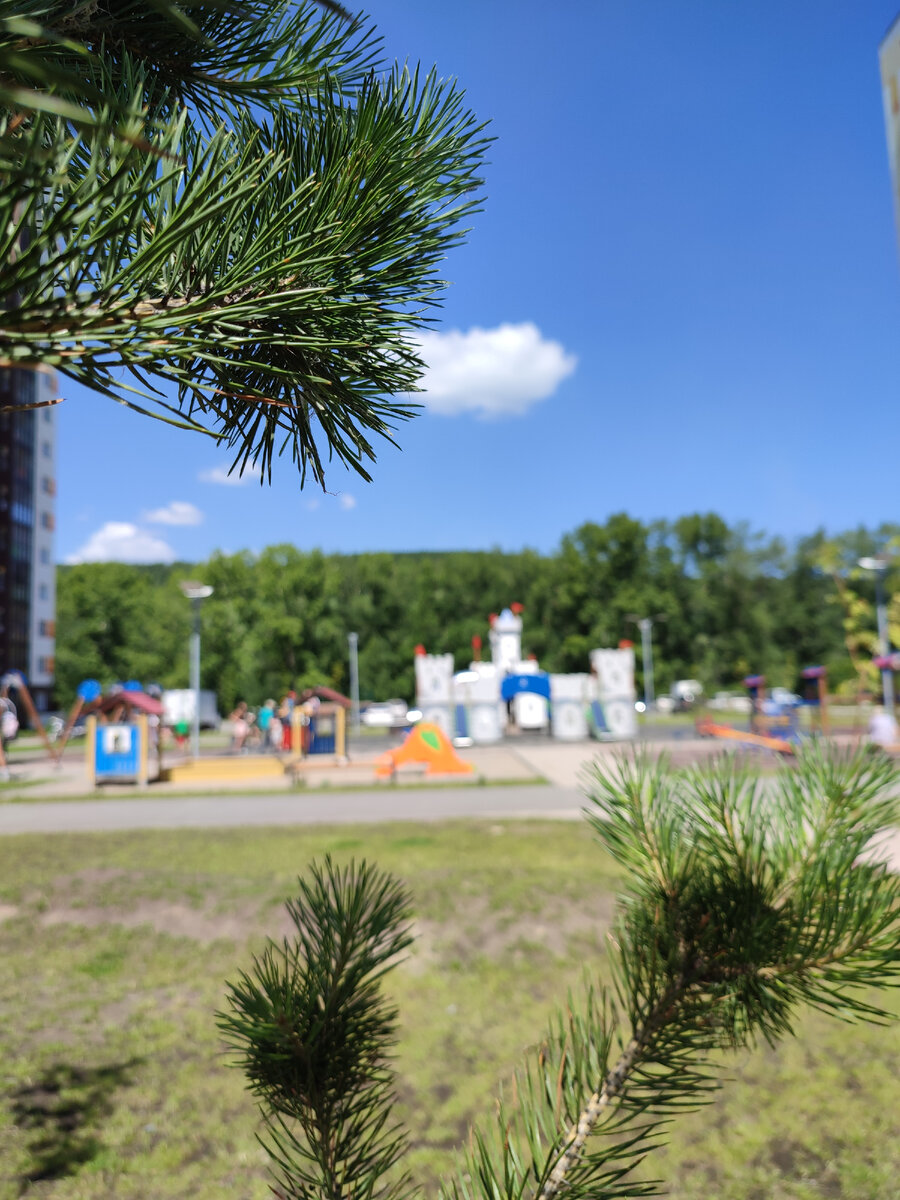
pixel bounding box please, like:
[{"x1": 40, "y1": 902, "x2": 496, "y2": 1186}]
[
  {"x1": 858, "y1": 557, "x2": 894, "y2": 711},
  {"x1": 179, "y1": 581, "x2": 214, "y2": 759},
  {"x1": 348, "y1": 632, "x2": 360, "y2": 733},
  {"x1": 625, "y1": 613, "x2": 665, "y2": 710}
]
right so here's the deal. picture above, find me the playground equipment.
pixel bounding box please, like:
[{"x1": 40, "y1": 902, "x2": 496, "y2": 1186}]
[
  {"x1": 375, "y1": 722, "x2": 474, "y2": 778},
  {"x1": 53, "y1": 678, "x2": 102, "y2": 760},
  {"x1": 414, "y1": 607, "x2": 637, "y2": 745},
  {"x1": 696, "y1": 667, "x2": 830, "y2": 756},
  {"x1": 693, "y1": 716, "x2": 796, "y2": 756},
  {"x1": 1, "y1": 670, "x2": 53, "y2": 749},
  {"x1": 799, "y1": 665, "x2": 830, "y2": 734},
  {"x1": 590, "y1": 647, "x2": 638, "y2": 739},
  {"x1": 290, "y1": 701, "x2": 347, "y2": 759},
  {"x1": 0, "y1": 671, "x2": 55, "y2": 778},
  {"x1": 84, "y1": 686, "x2": 164, "y2": 786}
]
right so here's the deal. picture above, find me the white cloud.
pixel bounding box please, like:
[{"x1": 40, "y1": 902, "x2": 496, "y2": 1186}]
[
  {"x1": 413, "y1": 322, "x2": 577, "y2": 418},
  {"x1": 144, "y1": 501, "x2": 204, "y2": 526},
  {"x1": 66, "y1": 522, "x2": 176, "y2": 565},
  {"x1": 198, "y1": 463, "x2": 249, "y2": 487},
  {"x1": 338, "y1": 493, "x2": 357, "y2": 510}
]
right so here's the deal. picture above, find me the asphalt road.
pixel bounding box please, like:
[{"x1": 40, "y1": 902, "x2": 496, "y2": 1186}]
[{"x1": 0, "y1": 783, "x2": 585, "y2": 835}]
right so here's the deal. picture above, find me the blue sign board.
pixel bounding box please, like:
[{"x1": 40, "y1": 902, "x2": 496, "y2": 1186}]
[{"x1": 94, "y1": 723, "x2": 142, "y2": 781}]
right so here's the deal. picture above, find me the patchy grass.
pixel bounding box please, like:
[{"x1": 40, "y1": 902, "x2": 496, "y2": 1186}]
[{"x1": 0, "y1": 820, "x2": 898, "y2": 1199}]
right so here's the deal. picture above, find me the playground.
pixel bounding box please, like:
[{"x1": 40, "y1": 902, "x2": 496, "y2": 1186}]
[{"x1": 2, "y1": 601, "x2": 898, "y2": 796}]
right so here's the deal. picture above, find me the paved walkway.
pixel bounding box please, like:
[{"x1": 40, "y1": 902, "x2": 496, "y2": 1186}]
[{"x1": 0, "y1": 783, "x2": 583, "y2": 834}]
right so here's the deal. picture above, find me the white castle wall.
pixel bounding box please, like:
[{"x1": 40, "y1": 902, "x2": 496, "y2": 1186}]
[
  {"x1": 590, "y1": 647, "x2": 637, "y2": 739},
  {"x1": 414, "y1": 653, "x2": 455, "y2": 738},
  {"x1": 413, "y1": 620, "x2": 638, "y2": 746},
  {"x1": 454, "y1": 663, "x2": 503, "y2": 744},
  {"x1": 549, "y1": 673, "x2": 596, "y2": 741}
]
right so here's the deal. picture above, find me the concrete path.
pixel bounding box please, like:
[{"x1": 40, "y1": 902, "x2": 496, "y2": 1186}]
[
  {"x1": 2, "y1": 781, "x2": 898, "y2": 875},
  {"x1": 0, "y1": 783, "x2": 584, "y2": 835}
]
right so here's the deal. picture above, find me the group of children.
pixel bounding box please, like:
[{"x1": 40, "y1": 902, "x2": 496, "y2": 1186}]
[{"x1": 227, "y1": 693, "x2": 302, "y2": 753}]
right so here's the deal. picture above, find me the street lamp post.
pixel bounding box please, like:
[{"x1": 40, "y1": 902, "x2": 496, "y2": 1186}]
[
  {"x1": 858, "y1": 557, "x2": 894, "y2": 711},
  {"x1": 625, "y1": 613, "x2": 665, "y2": 710},
  {"x1": 348, "y1": 632, "x2": 360, "y2": 733},
  {"x1": 179, "y1": 581, "x2": 214, "y2": 759}
]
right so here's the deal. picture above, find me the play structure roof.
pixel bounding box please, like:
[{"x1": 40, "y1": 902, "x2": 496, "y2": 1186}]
[
  {"x1": 86, "y1": 690, "x2": 165, "y2": 717},
  {"x1": 297, "y1": 686, "x2": 352, "y2": 708}
]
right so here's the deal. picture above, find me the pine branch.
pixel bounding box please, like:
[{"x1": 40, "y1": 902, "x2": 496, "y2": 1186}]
[
  {"x1": 1, "y1": 1, "x2": 489, "y2": 485},
  {"x1": 218, "y1": 857, "x2": 415, "y2": 1200},
  {"x1": 224, "y1": 749, "x2": 900, "y2": 1200}
]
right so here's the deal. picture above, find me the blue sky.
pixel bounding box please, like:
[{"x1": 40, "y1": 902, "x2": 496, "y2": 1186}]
[{"x1": 59, "y1": 1, "x2": 900, "y2": 565}]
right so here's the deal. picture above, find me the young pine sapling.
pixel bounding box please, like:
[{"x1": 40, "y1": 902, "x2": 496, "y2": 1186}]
[{"x1": 220, "y1": 747, "x2": 900, "y2": 1200}]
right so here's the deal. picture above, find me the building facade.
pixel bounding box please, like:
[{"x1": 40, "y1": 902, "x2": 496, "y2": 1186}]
[{"x1": 0, "y1": 367, "x2": 57, "y2": 710}]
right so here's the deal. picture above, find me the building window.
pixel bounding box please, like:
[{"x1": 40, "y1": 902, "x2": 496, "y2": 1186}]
[
  {"x1": 41, "y1": 476, "x2": 55, "y2": 496},
  {"x1": 38, "y1": 656, "x2": 55, "y2": 675},
  {"x1": 40, "y1": 547, "x2": 50, "y2": 564},
  {"x1": 40, "y1": 511, "x2": 54, "y2": 531},
  {"x1": 39, "y1": 618, "x2": 55, "y2": 637},
  {"x1": 39, "y1": 583, "x2": 48, "y2": 600},
  {"x1": 42, "y1": 441, "x2": 51, "y2": 458}
]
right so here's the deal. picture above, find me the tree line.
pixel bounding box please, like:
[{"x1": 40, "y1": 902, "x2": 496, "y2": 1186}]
[{"x1": 53, "y1": 513, "x2": 900, "y2": 714}]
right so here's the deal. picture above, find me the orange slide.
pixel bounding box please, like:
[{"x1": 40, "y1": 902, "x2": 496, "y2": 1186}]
[
  {"x1": 695, "y1": 715, "x2": 795, "y2": 756},
  {"x1": 375, "y1": 723, "x2": 474, "y2": 777}
]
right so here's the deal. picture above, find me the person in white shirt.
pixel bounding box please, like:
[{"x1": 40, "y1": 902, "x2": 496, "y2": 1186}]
[{"x1": 867, "y1": 706, "x2": 898, "y2": 748}]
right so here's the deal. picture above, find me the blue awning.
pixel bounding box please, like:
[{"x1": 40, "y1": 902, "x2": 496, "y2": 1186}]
[{"x1": 501, "y1": 673, "x2": 551, "y2": 701}]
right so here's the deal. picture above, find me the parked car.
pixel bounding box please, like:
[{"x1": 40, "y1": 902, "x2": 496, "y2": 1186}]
[
  {"x1": 162, "y1": 689, "x2": 221, "y2": 730},
  {"x1": 360, "y1": 699, "x2": 411, "y2": 728},
  {"x1": 671, "y1": 679, "x2": 704, "y2": 711}
]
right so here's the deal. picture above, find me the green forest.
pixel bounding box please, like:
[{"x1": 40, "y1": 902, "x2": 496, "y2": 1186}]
[{"x1": 54, "y1": 512, "x2": 900, "y2": 713}]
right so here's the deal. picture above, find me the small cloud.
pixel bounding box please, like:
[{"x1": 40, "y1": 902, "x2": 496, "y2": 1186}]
[
  {"x1": 413, "y1": 322, "x2": 577, "y2": 418},
  {"x1": 303, "y1": 496, "x2": 321, "y2": 512},
  {"x1": 144, "y1": 501, "x2": 204, "y2": 526},
  {"x1": 66, "y1": 522, "x2": 175, "y2": 565},
  {"x1": 338, "y1": 493, "x2": 357, "y2": 511},
  {"x1": 198, "y1": 463, "x2": 249, "y2": 487}
]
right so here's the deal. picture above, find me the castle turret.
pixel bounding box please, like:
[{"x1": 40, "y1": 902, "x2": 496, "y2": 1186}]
[{"x1": 489, "y1": 607, "x2": 522, "y2": 675}]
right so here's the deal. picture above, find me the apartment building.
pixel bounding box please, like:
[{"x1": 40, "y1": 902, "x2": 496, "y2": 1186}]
[{"x1": 0, "y1": 366, "x2": 57, "y2": 710}]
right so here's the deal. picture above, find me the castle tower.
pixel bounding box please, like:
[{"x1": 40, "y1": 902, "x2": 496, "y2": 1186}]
[{"x1": 489, "y1": 607, "x2": 522, "y2": 675}]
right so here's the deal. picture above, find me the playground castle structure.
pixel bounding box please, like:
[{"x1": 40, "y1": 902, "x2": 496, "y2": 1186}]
[{"x1": 414, "y1": 606, "x2": 637, "y2": 744}]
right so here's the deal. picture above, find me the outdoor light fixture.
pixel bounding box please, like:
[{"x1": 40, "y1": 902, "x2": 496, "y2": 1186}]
[
  {"x1": 179, "y1": 581, "x2": 214, "y2": 757},
  {"x1": 625, "y1": 613, "x2": 666, "y2": 710}
]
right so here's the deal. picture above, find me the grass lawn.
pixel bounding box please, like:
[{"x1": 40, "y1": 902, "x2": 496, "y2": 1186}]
[{"x1": 0, "y1": 819, "x2": 898, "y2": 1199}]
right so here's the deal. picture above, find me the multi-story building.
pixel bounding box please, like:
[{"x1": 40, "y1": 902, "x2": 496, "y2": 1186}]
[{"x1": 0, "y1": 366, "x2": 57, "y2": 711}]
